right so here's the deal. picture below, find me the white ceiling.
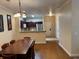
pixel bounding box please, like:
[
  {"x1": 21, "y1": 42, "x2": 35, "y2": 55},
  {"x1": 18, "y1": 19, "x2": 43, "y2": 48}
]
[{"x1": 0, "y1": 0, "x2": 68, "y2": 15}]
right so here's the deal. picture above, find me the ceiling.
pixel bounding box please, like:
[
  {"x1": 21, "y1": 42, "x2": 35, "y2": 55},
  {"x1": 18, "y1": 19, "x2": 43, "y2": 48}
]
[{"x1": 0, "y1": 0, "x2": 68, "y2": 15}]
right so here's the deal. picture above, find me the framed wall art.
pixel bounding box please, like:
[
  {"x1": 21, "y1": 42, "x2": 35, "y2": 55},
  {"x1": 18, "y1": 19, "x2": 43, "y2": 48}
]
[
  {"x1": 0, "y1": 15, "x2": 4, "y2": 32},
  {"x1": 7, "y1": 15, "x2": 12, "y2": 30}
]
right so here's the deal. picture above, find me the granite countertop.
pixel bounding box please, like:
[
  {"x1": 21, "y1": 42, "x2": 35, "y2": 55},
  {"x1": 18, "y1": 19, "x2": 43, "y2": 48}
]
[{"x1": 20, "y1": 31, "x2": 46, "y2": 33}]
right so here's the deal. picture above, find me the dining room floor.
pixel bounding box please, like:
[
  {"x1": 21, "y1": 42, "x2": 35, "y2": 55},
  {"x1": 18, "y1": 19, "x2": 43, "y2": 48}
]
[{"x1": 34, "y1": 41, "x2": 71, "y2": 59}]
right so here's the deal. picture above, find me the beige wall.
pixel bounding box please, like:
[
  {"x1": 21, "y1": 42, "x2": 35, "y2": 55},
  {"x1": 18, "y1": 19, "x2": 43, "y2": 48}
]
[
  {"x1": 0, "y1": 5, "x2": 14, "y2": 50},
  {"x1": 56, "y1": 0, "x2": 72, "y2": 56}
]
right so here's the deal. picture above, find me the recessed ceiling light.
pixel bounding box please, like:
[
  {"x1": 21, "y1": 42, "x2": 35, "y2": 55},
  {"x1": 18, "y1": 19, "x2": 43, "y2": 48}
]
[{"x1": 48, "y1": 8, "x2": 55, "y2": 16}]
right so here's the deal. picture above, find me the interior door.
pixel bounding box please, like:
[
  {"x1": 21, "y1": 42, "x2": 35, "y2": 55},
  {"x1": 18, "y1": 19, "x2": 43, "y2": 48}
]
[{"x1": 44, "y1": 16, "x2": 56, "y2": 38}]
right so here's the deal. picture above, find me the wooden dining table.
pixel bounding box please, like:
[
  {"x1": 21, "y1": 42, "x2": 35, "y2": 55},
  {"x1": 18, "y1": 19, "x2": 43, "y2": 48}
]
[{"x1": 2, "y1": 39, "x2": 35, "y2": 59}]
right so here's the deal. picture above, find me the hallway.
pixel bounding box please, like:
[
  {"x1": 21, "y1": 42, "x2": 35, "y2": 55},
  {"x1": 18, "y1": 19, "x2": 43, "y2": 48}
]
[{"x1": 35, "y1": 41, "x2": 71, "y2": 59}]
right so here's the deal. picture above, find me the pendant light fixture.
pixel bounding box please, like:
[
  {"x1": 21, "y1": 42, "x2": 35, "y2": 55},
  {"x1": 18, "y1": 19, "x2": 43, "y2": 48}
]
[
  {"x1": 14, "y1": 0, "x2": 27, "y2": 18},
  {"x1": 48, "y1": 8, "x2": 55, "y2": 16}
]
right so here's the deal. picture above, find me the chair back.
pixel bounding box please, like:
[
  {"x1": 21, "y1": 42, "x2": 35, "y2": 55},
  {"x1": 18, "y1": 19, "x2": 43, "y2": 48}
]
[
  {"x1": 24, "y1": 37, "x2": 31, "y2": 40},
  {"x1": 1, "y1": 43, "x2": 9, "y2": 50},
  {"x1": 10, "y1": 40, "x2": 15, "y2": 44}
]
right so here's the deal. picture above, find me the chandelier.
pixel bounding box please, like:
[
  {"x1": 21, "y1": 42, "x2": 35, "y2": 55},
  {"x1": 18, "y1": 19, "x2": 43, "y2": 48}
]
[{"x1": 14, "y1": 0, "x2": 27, "y2": 18}]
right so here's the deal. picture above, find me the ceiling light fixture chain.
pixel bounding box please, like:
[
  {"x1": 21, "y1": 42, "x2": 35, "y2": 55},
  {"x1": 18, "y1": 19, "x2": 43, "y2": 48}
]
[
  {"x1": 18, "y1": 0, "x2": 22, "y2": 16},
  {"x1": 14, "y1": 0, "x2": 27, "y2": 17}
]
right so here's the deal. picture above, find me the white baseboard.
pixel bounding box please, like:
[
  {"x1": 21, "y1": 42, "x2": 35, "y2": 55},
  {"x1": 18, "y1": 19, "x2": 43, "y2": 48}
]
[
  {"x1": 35, "y1": 41, "x2": 46, "y2": 44},
  {"x1": 59, "y1": 43, "x2": 71, "y2": 56},
  {"x1": 46, "y1": 38, "x2": 58, "y2": 41},
  {"x1": 59, "y1": 43, "x2": 79, "y2": 57},
  {"x1": 71, "y1": 54, "x2": 79, "y2": 57}
]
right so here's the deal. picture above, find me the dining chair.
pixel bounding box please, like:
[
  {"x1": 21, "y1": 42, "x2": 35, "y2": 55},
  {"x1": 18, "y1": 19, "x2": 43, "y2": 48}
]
[
  {"x1": 1, "y1": 43, "x2": 16, "y2": 59},
  {"x1": 10, "y1": 40, "x2": 15, "y2": 45},
  {"x1": 1, "y1": 43, "x2": 9, "y2": 50}
]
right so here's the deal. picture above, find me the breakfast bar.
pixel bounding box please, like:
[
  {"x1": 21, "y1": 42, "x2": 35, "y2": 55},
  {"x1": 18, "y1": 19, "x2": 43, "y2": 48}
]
[{"x1": 19, "y1": 31, "x2": 46, "y2": 43}]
